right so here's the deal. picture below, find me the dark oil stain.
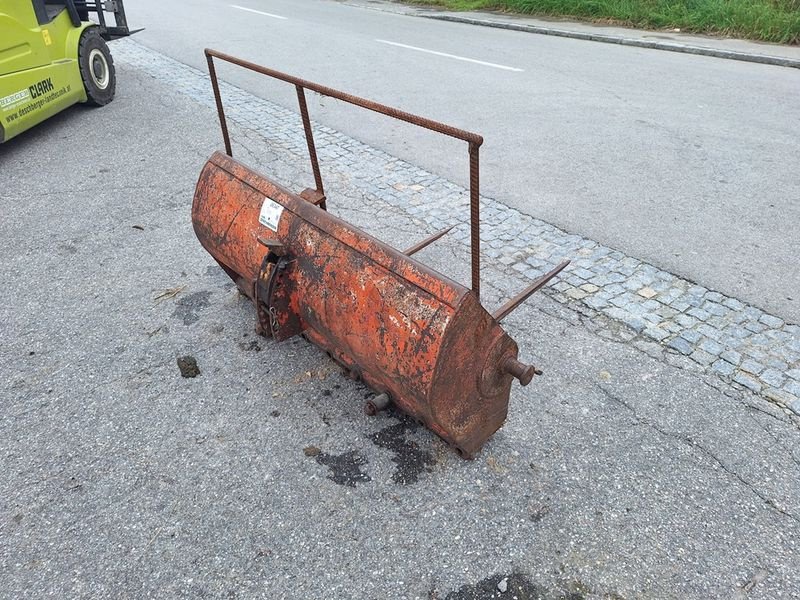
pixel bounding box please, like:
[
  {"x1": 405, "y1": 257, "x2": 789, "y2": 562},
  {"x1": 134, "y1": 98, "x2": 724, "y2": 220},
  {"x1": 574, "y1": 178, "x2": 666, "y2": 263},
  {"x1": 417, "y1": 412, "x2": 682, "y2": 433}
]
[
  {"x1": 444, "y1": 574, "x2": 608, "y2": 600},
  {"x1": 64, "y1": 476, "x2": 83, "y2": 492},
  {"x1": 565, "y1": 579, "x2": 593, "y2": 599},
  {"x1": 309, "y1": 449, "x2": 371, "y2": 488},
  {"x1": 206, "y1": 265, "x2": 236, "y2": 290},
  {"x1": 445, "y1": 572, "x2": 549, "y2": 600},
  {"x1": 238, "y1": 340, "x2": 262, "y2": 352},
  {"x1": 369, "y1": 411, "x2": 436, "y2": 485},
  {"x1": 57, "y1": 242, "x2": 78, "y2": 255},
  {"x1": 172, "y1": 291, "x2": 212, "y2": 325},
  {"x1": 530, "y1": 503, "x2": 550, "y2": 523}
]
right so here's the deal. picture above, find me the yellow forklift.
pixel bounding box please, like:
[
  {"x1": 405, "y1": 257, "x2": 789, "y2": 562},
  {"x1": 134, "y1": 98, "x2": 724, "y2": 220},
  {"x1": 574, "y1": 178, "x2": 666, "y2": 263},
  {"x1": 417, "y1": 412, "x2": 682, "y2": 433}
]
[{"x1": 0, "y1": 0, "x2": 138, "y2": 143}]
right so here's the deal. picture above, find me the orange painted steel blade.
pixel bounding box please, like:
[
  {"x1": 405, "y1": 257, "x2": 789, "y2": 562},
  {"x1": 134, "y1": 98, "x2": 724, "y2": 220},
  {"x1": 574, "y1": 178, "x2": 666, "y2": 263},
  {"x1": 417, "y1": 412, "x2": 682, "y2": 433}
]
[
  {"x1": 194, "y1": 51, "x2": 570, "y2": 457},
  {"x1": 194, "y1": 153, "x2": 539, "y2": 457}
]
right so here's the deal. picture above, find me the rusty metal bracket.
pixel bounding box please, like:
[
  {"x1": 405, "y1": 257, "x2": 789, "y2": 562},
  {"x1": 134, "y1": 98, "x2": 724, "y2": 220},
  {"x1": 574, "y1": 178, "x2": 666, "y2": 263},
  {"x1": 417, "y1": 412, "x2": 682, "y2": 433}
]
[
  {"x1": 403, "y1": 226, "x2": 455, "y2": 256},
  {"x1": 264, "y1": 253, "x2": 303, "y2": 340},
  {"x1": 493, "y1": 260, "x2": 571, "y2": 322}
]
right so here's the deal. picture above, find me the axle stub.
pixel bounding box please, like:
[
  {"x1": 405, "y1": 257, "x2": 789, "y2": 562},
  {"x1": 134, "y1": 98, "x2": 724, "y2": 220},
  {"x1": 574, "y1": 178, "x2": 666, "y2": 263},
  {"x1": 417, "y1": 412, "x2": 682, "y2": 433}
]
[{"x1": 503, "y1": 357, "x2": 540, "y2": 386}]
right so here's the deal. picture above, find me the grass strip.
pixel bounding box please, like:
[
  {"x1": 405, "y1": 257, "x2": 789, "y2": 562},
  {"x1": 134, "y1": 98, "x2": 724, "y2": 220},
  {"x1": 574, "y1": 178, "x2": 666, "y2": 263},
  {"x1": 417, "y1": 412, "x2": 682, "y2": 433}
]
[{"x1": 409, "y1": 0, "x2": 800, "y2": 44}]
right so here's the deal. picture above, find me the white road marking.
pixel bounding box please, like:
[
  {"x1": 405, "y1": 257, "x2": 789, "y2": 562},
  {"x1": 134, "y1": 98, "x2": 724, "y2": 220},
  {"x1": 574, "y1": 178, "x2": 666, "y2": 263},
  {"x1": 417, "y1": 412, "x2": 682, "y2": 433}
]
[
  {"x1": 375, "y1": 39, "x2": 523, "y2": 72},
  {"x1": 230, "y1": 5, "x2": 288, "y2": 20}
]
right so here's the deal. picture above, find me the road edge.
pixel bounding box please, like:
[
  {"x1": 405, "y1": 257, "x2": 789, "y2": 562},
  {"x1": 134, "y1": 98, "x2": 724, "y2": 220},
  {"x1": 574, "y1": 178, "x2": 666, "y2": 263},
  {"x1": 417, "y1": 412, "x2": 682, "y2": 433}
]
[{"x1": 421, "y1": 14, "x2": 800, "y2": 69}]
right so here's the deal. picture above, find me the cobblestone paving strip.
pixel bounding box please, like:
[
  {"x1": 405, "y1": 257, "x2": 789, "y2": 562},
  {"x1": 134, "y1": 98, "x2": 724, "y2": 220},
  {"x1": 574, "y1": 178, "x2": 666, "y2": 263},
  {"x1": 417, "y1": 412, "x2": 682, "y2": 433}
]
[{"x1": 112, "y1": 40, "x2": 800, "y2": 415}]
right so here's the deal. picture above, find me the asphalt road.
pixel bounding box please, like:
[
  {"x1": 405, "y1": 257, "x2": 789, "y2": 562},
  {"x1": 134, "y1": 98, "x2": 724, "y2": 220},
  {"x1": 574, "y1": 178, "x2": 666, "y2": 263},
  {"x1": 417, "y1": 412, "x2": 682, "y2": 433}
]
[
  {"x1": 1, "y1": 59, "x2": 799, "y2": 600},
  {"x1": 125, "y1": 0, "x2": 800, "y2": 322}
]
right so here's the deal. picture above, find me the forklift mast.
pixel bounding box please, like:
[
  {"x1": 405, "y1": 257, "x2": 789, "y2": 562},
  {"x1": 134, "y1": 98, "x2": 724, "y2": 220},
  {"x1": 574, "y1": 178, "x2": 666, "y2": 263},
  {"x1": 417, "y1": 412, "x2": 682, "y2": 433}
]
[
  {"x1": 39, "y1": 0, "x2": 138, "y2": 39},
  {"x1": 75, "y1": 0, "x2": 138, "y2": 38}
]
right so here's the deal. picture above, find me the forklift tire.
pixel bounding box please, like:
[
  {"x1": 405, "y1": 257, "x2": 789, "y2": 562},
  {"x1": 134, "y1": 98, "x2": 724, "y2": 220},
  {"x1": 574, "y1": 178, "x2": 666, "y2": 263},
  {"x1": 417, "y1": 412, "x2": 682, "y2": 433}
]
[{"x1": 78, "y1": 28, "x2": 116, "y2": 106}]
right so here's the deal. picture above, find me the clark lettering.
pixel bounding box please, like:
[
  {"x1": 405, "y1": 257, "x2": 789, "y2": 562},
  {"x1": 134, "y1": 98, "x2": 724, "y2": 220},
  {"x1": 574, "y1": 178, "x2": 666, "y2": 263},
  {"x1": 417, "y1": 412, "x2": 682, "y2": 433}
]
[{"x1": 29, "y1": 78, "x2": 54, "y2": 99}]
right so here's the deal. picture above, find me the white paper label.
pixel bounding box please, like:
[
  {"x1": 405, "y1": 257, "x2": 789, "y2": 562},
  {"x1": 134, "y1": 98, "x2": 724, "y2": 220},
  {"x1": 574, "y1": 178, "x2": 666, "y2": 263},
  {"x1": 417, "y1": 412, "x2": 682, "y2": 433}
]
[{"x1": 258, "y1": 197, "x2": 284, "y2": 232}]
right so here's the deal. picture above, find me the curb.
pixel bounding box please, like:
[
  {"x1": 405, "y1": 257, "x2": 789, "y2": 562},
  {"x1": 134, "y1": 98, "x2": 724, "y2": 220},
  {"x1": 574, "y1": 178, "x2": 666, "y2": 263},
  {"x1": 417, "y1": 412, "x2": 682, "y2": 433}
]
[{"x1": 422, "y1": 14, "x2": 800, "y2": 70}]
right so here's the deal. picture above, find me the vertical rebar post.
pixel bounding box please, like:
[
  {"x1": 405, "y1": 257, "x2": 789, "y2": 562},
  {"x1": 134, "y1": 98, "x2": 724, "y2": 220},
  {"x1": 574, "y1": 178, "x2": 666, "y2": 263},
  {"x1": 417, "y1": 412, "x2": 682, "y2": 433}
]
[
  {"x1": 295, "y1": 86, "x2": 326, "y2": 209},
  {"x1": 205, "y1": 54, "x2": 232, "y2": 157},
  {"x1": 469, "y1": 142, "x2": 481, "y2": 301},
  {"x1": 203, "y1": 49, "x2": 489, "y2": 286}
]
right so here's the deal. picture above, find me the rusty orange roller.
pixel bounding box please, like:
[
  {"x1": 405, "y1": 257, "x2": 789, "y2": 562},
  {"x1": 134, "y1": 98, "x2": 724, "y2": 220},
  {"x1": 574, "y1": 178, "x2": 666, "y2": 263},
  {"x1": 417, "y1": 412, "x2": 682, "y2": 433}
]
[{"x1": 193, "y1": 50, "x2": 569, "y2": 458}]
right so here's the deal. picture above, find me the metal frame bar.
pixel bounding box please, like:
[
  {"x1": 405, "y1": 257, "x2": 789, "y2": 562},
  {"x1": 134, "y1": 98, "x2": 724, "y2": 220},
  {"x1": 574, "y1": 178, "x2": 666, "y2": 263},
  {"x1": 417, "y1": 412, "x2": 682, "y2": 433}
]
[
  {"x1": 72, "y1": 0, "x2": 137, "y2": 37},
  {"x1": 204, "y1": 48, "x2": 484, "y2": 300},
  {"x1": 72, "y1": 0, "x2": 105, "y2": 26},
  {"x1": 492, "y1": 260, "x2": 570, "y2": 322}
]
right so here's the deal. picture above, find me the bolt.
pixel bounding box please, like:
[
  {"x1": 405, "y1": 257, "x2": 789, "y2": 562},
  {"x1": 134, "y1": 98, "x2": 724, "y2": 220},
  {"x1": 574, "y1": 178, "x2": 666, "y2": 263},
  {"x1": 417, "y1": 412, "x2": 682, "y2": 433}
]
[
  {"x1": 503, "y1": 357, "x2": 538, "y2": 386},
  {"x1": 364, "y1": 393, "x2": 390, "y2": 416}
]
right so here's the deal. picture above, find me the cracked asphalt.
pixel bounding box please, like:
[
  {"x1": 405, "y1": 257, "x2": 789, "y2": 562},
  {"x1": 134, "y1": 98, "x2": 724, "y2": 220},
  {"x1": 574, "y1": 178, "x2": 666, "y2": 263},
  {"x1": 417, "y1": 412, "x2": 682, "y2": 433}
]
[{"x1": 1, "y1": 57, "x2": 799, "y2": 600}]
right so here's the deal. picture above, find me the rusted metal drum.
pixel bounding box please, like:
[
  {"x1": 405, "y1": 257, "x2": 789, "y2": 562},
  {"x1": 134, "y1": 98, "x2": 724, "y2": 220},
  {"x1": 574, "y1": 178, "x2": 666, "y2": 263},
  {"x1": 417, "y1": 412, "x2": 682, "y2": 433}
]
[{"x1": 193, "y1": 151, "x2": 535, "y2": 457}]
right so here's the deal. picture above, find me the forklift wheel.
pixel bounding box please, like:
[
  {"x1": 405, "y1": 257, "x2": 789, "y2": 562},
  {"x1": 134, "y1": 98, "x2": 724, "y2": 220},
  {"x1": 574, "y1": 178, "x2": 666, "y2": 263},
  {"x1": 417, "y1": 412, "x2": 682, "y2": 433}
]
[{"x1": 78, "y1": 28, "x2": 116, "y2": 106}]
